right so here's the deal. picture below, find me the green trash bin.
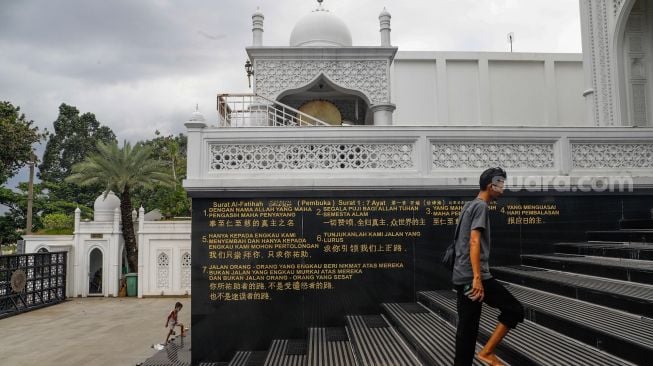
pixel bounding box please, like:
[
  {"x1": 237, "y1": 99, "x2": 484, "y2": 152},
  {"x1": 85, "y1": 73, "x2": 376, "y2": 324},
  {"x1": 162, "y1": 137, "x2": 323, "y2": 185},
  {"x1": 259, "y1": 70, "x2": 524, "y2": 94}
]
[{"x1": 125, "y1": 273, "x2": 138, "y2": 297}]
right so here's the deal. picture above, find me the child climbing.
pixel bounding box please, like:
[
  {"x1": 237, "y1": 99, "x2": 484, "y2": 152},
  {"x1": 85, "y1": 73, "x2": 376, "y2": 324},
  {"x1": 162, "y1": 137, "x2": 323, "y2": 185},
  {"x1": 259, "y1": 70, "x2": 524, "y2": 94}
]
[{"x1": 165, "y1": 302, "x2": 187, "y2": 344}]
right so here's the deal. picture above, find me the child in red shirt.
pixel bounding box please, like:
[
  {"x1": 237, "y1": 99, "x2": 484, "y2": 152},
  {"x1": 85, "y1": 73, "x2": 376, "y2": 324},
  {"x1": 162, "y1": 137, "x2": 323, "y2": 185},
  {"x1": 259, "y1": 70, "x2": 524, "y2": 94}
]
[{"x1": 165, "y1": 302, "x2": 187, "y2": 344}]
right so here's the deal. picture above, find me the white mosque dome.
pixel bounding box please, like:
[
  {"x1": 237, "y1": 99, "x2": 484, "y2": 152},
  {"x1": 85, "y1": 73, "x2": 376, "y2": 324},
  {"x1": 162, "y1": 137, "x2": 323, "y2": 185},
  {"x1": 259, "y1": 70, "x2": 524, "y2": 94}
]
[
  {"x1": 189, "y1": 110, "x2": 205, "y2": 122},
  {"x1": 289, "y1": 6, "x2": 352, "y2": 47},
  {"x1": 93, "y1": 191, "x2": 120, "y2": 222}
]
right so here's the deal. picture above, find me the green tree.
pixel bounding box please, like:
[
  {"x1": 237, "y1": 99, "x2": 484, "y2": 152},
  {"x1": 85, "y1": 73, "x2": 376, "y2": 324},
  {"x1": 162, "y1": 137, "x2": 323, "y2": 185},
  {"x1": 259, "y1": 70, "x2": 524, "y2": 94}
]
[
  {"x1": 0, "y1": 101, "x2": 44, "y2": 184},
  {"x1": 41, "y1": 213, "x2": 74, "y2": 234},
  {"x1": 66, "y1": 141, "x2": 175, "y2": 272},
  {"x1": 39, "y1": 103, "x2": 116, "y2": 208},
  {"x1": 133, "y1": 132, "x2": 190, "y2": 217},
  {"x1": 0, "y1": 213, "x2": 22, "y2": 251},
  {"x1": 0, "y1": 183, "x2": 89, "y2": 243}
]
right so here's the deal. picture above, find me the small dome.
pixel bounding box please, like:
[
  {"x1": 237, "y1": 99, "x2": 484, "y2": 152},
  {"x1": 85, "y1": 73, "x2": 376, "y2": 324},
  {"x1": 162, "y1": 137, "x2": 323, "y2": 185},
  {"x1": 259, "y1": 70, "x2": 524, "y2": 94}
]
[
  {"x1": 379, "y1": 7, "x2": 391, "y2": 18},
  {"x1": 190, "y1": 110, "x2": 205, "y2": 122},
  {"x1": 93, "y1": 191, "x2": 120, "y2": 222},
  {"x1": 290, "y1": 7, "x2": 352, "y2": 47},
  {"x1": 252, "y1": 7, "x2": 264, "y2": 18},
  {"x1": 189, "y1": 105, "x2": 205, "y2": 122}
]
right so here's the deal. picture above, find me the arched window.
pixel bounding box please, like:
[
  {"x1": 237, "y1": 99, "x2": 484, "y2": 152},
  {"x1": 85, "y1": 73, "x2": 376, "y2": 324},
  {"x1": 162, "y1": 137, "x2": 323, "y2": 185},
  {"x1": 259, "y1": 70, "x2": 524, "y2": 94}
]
[
  {"x1": 181, "y1": 252, "x2": 191, "y2": 289},
  {"x1": 157, "y1": 252, "x2": 170, "y2": 289},
  {"x1": 37, "y1": 247, "x2": 49, "y2": 253}
]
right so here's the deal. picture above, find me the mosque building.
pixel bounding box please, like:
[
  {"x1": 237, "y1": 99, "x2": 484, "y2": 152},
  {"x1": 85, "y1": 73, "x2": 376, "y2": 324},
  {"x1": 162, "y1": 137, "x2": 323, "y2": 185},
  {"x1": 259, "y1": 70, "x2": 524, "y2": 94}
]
[{"x1": 18, "y1": 2, "x2": 653, "y2": 364}]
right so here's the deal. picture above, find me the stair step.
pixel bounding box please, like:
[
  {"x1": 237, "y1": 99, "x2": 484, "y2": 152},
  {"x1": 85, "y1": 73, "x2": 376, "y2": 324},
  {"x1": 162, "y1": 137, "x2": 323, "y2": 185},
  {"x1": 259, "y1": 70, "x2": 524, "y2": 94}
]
[
  {"x1": 243, "y1": 351, "x2": 269, "y2": 366},
  {"x1": 307, "y1": 328, "x2": 357, "y2": 366},
  {"x1": 263, "y1": 339, "x2": 308, "y2": 366},
  {"x1": 619, "y1": 218, "x2": 653, "y2": 230},
  {"x1": 419, "y1": 290, "x2": 636, "y2": 366},
  {"x1": 227, "y1": 351, "x2": 253, "y2": 366},
  {"x1": 499, "y1": 282, "x2": 653, "y2": 365},
  {"x1": 382, "y1": 303, "x2": 488, "y2": 366},
  {"x1": 346, "y1": 314, "x2": 422, "y2": 366},
  {"x1": 586, "y1": 230, "x2": 653, "y2": 243},
  {"x1": 492, "y1": 265, "x2": 653, "y2": 317},
  {"x1": 521, "y1": 254, "x2": 653, "y2": 284},
  {"x1": 554, "y1": 242, "x2": 653, "y2": 260}
]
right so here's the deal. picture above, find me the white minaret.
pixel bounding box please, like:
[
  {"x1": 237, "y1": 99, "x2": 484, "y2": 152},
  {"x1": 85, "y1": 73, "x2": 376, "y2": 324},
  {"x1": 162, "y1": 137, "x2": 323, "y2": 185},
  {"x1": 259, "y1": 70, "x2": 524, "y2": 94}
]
[
  {"x1": 379, "y1": 7, "x2": 391, "y2": 47},
  {"x1": 252, "y1": 7, "x2": 264, "y2": 46}
]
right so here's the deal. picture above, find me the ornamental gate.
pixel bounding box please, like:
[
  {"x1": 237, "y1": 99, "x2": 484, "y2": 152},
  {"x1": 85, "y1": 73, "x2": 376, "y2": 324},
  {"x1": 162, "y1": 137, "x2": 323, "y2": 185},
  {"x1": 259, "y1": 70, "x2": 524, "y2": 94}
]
[{"x1": 0, "y1": 252, "x2": 67, "y2": 319}]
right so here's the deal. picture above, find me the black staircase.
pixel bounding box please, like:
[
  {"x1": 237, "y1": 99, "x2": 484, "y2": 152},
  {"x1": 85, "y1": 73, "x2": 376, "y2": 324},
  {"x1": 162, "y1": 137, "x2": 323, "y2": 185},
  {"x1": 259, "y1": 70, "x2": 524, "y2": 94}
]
[{"x1": 155, "y1": 216, "x2": 653, "y2": 365}]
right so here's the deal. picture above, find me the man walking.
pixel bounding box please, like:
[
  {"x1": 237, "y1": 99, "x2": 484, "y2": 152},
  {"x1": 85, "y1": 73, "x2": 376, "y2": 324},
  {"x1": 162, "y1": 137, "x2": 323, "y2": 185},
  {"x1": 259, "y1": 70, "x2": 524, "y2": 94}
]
[{"x1": 452, "y1": 167, "x2": 524, "y2": 366}]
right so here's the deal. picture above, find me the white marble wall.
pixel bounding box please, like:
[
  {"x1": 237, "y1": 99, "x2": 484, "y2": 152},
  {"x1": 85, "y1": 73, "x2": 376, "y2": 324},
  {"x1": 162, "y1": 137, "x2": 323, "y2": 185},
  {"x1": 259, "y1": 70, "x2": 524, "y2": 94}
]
[
  {"x1": 392, "y1": 52, "x2": 585, "y2": 126},
  {"x1": 137, "y1": 210, "x2": 191, "y2": 298},
  {"x1": 23, "y1": 210, "x2": 192, "y2": 299}
]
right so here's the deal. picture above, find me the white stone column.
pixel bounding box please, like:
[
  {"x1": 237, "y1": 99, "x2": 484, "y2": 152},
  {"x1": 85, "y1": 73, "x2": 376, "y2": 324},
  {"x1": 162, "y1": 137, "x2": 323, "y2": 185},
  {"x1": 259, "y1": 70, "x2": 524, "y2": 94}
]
[
  {"x1": 579, "y1": 0, "x2": 630, "y2": 126},
  {"x1": 252, "y1": 8, "x2": 264, "y2": 46},
  {"x1": 137, "y1": 206, "x2": 145, "y2": 298},
  {"x1": 111, "y1": 207, "x2": 120, "y2": 297},
  {"x1": 379, "y1": 8, "x2": 391, "y2": 47},
  {"x1": 185, "y1": 120, "x2": 207, "y2": 181},
  {"x1": 370, "y1": 103, "x2": 396, "y2": 126},
  {"x1": 72, "y1": 208, "x2": 81, "y2": 297}
]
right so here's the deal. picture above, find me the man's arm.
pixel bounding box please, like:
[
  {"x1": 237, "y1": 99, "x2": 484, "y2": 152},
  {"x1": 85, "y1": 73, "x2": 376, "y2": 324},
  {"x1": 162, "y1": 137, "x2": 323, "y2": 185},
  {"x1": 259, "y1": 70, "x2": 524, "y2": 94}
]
[{"x1": 469, "y1": 228, "x2": 484, "y2": 301}]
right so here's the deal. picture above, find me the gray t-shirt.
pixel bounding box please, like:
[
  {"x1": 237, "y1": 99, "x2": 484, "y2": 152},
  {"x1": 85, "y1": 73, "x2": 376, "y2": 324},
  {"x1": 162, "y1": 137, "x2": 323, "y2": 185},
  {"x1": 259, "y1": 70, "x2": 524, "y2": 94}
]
[{"x1": 452, "y1": 198, "x2": 493, "y2": 285}]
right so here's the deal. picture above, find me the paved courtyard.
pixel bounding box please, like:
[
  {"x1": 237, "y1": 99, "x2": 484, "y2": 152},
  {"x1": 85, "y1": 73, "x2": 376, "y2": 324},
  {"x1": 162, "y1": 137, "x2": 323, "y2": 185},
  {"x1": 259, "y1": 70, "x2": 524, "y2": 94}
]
[{"x1": 0, "y1": 297, "x2": 191, "y2": 366}]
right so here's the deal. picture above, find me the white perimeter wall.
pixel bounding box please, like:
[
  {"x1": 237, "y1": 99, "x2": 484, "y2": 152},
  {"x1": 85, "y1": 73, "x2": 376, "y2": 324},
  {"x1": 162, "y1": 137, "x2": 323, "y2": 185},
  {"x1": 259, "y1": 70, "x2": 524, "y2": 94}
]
[
  {"x1": 137, "y1": 220, "x2": 191, "y2": 297},
  {"x1": 392, "y1": 52, "x2": 585, "y2": 126}
]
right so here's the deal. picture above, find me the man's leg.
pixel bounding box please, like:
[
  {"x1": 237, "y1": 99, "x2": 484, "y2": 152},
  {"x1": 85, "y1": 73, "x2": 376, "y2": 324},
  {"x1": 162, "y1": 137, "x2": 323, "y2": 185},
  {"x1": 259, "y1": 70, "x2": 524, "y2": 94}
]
[
  {"x1": 477, "y1": 323, "x2": 508, "y2": 365},
  {"x1": 477, "y1": 279, "x2": 524, "y2": 365},
  {"x1": 454, "y1": 285, "x2": 483, "y2": 366}
]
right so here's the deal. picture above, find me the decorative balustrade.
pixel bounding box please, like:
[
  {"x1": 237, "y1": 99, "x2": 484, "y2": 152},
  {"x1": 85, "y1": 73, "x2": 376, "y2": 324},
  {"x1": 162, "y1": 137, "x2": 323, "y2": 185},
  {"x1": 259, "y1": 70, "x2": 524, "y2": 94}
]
[{"x1": 183, "y1": 126, "x2": 653, "y2": 190}]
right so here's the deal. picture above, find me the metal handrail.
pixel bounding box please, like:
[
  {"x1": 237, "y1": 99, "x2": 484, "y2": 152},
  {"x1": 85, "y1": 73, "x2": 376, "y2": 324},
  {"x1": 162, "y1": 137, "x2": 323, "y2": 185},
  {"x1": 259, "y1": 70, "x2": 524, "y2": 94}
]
[{"x1": 216, "y1": 93, "x2": 331, "y2": 127}]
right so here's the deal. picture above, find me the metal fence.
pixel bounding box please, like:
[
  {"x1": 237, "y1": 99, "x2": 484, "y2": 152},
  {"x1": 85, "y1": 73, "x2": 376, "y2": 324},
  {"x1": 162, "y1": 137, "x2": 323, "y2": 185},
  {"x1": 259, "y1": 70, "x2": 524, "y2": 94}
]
[
  {"x1": 217, "y1": 93, "x2": 331, "y2": 127},
  {"x1": 0, "y1": 252, "x2": 67, "y2": 319}
]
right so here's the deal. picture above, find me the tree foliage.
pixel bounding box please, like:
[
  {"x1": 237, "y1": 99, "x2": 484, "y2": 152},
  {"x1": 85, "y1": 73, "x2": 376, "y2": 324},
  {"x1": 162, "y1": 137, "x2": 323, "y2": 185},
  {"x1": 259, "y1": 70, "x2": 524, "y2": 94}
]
[
  {"x1": 0, "y1": 183, "x2": 90, "y2": 239},
  {"x1": 39, "y1": 103, "x2": 116, "y2": 208},
  {"x1": 39, "y1": 103, "x2": 116, "y2": 182},
  {"x1": 0, "y1": 213, "x2": 22, "y2": 249},
  {"x1": 66, "y1": 141, "x2": 176, "y2": 272},
  {"x1": 133, "y1": 132, "x2": 190, "y2": 217},
  {"x1": 0, "y1": 101, "x2": 44, "y2": 184},
  {"x1": 42, "y1": 213, "x2": 74, "y2": 231}
]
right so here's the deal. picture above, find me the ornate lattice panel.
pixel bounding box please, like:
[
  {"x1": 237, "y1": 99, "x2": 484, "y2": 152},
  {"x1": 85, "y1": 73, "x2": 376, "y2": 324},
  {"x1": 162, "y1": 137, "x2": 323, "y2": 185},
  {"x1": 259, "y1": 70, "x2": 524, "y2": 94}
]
[
  {"x1": 210, "y1": 143, "x2": 414, "y2": 171},
  {"x1": 156, "y1": 251, "x2": 170, "y2": 289},
  {"x1": 255, "y1": 59, "x2": 389, "y2": 104},
  {"x1": 572, "y1": 143, "x2": 653, "y2": 168},
  {"x1": 431, "y1": 143, "x2": 555, "y2": 169},
  {"x1": 180, "y1": 252, "x2": 191, "y2": 290},
  {"x1": 0, "y1": 252, "x2": 66, "y2": 319}
]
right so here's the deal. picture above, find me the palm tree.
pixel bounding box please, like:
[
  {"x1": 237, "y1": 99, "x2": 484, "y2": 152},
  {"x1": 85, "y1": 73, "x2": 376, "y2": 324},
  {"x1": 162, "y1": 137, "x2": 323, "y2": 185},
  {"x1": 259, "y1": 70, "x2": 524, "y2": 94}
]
[{"x1": 66, "y1": 141, "x2": 176, "y2": 272}]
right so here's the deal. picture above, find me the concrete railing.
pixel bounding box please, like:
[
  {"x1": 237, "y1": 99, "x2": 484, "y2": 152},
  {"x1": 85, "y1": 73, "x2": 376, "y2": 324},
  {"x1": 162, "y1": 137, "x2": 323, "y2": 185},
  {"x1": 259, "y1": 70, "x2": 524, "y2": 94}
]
[
  {"x1": 217, "y1": 93, "x2": 330, "y2": 127},
  {"x1": 183, "y1": 126, "x2": 653, "y2": 191}
]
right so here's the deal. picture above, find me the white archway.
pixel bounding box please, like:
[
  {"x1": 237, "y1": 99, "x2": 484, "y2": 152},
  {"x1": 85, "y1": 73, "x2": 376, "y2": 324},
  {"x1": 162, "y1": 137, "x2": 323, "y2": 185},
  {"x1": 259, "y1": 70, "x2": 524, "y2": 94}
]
[
  {"x1": 277, "y1": 73, "x2": 373, "y2": 125},
  {"x1": 88, "y1": 247, "x2": 104, "y2": 296}
]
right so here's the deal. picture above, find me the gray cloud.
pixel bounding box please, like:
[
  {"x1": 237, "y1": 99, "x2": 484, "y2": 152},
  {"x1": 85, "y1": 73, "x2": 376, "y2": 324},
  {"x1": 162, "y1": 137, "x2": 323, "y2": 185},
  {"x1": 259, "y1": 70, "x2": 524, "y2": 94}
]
[{"x1": 1, "y1": 0, "x2": 581, "y2": 189}]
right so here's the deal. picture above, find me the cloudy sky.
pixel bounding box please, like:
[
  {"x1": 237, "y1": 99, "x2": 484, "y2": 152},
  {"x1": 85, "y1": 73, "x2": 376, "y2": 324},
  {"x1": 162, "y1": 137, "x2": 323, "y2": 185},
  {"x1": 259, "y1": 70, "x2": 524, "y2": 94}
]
[{"x1": 1, "y1": 0, "x2": 582, "y2": 189}]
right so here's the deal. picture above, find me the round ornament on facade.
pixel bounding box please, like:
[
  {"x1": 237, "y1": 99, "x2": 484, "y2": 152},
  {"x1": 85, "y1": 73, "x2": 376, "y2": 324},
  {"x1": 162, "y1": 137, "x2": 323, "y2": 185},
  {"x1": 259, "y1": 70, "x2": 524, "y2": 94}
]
[{"x1": 11, "y1": 269, "x2": 27, "y2": 293}]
